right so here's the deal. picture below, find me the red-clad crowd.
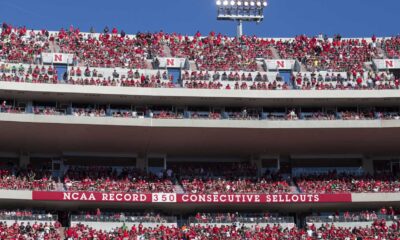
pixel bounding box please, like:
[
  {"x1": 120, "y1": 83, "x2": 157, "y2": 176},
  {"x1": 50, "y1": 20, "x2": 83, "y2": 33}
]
[
  {"x1": 0, "y1": 168, "x2": 56, "y2": 191},
  {"x1": 381, "y1": 36, "x2": 400, "y2": 59},
  {"x1": 64, "y1": 219, "x2": 400, "y2": 240},
  {"x1": 275, "y1": 34, "x2": 379, "y2": 72},
  {"x1": 2, "y1": 165, "x2": 400, "y2": 194},
  {"x1": 1, "y1": 23, "x2": 50, "y2": 64},
  {"x1": 307, "y1": 207, "x2": 399, "y2": 223},
  {"x1": 168, "y1": 32, "x2": 273, "y2": 71},
  {"x1": 55, "y1": 26, "x2": 164, "y2": 68},
  {"x1": 2, "y1": 23, "x2": 400, "y2": 77},
  {"x1": 0, "y1": 64, "x2": 58, "y2": 84},
  {"x1": 0, "y1": 221, "x2": 61, "y2": 240},
  {"x1": 296, "y1": 172, "x2": 400, "y2": 194},
  {"x1": 192, "y1": 212, "x2": 285, "y2": 224},
  {"x1": 292, "y1": 71, "x2": 400, "y2": 90},
  {"x1": 63, "y1": 167, "x2": 174, "y2": 193},
  {"x1": 181, "y1": 178, "x2": 290, "y2": 194}
]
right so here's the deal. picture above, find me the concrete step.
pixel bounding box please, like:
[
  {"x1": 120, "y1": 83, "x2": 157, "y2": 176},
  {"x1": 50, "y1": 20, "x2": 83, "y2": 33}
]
[
  {"x1": 174, "y1": 184, "x2": 185, "y2": 194},
  {"x1": 257, "y1": 61, "x2": 266, "y2": 72},
  {"x1": 363, "y1": 61, "x2": 374, "y2": 71},
  {"x1": 59, "y1": 227, "x2": 65, "y2": 239},
  {"x1": 269, "y1": 46, "x2": 281, "y2": 59},
  {"x1": 56, "y1": 182, "x2": 65, "y2": 191},
  {"x1": 50, "y1": 41, "x2": 60, "y2": 53},
  {"x1": 163, "y1": 45, "x2": 172, "y2": 57},
  {"x1": 376, "y1": 46, "x2": 387, "y2": 59},
  {"x1": 189, "y1": 61, "x2": 197, "y2": 71}
]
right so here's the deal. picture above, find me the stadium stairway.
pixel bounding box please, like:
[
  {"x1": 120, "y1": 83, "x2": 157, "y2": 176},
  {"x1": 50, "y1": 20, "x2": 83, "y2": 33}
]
[
  {"x1": 269, "y1": 46, "x2": 281, "y2": 59},
  {"x1": 56, "y1": 182, "x2": 65, "y2": 191},
  {"x1": 376, "y1": 46, "x2": 387, "y2": 58},
  {"x1": 145, "y1": 59, "x2": 153, "y2": 69},
  {"x1": 363, "y1": 62, "x2": 374, "y2": 72},
  {"x1": 163, "y1": 45, "x2": 172, "y2": 57},
  {"x1": 257, "y1": 61, "x2": 266, "y2": 72},
  {"x1": 174, "y1": 184, "x2": 185, "y2": 194},
  {"x1": 59, "y1": 227, "x2": 65, "y2": 239},
  {"x1": 300, "y1": 62, "x2": 308, "y2": 72},
  {"x1": 189, "y1": 61, "x2": 198, "y2": 71}
]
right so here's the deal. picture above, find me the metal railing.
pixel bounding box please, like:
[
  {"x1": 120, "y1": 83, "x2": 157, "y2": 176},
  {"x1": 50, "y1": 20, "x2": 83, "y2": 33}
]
[
  {"x1": 0, "y1": 214, "x2": 57, "y2": 221},
  {"x1": 306, "y1": 214, "x2": 399, "y2": 223},
  {"x1": 71, "y1": 214, "x2": 177, "y2": 223},
  {"x1": 189, "y1": 215, "x2": 294, "y2": 224}
]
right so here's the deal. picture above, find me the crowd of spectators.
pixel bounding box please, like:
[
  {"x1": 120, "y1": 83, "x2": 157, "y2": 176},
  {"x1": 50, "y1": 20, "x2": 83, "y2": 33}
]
[
  {"x1": 55, "y1": 26, "x2": 164, "y2": 68},
  {"x1": 0, "y1": 100, "x2": 25, "y2": 113},
  {"x1": 180, "y1": 177, "x2": 290, "y2": 194},
  {"x1": 381, "y1": 36, "x2": 400, "y2": 59},
  {"x1": 0, "y1": 221, "x2": 61, "y2": 240},
  {"x1": 2, "y1": 164, "x2": 400, "y2": 194},
  {"x1": 307, "y1": 207, "x2": 399, "y2": 223},
  {"x1": 1, "y1": 23, "x2": 50, "y2": 64},
  {"x1": 3, "y1": 23, "x2": 400, "y2": 83},
  {"x1": 0, "y1": 209, "x2": 57, "y2": 222},
  {"x1": 168, "y1": 32, "x2": 273, "y2": 71},
  {"x1": 192, "y1": 212, "x2": 290, "y2": 224},
  {"x1": 171, "y1": 163, "x2": 290, "y2": 194},
  {"x1": 64, "y1": 219, "x2": 400, "y2": 240},
  {"x1": 275, "y1": 34, "x2": 380, "y2": 72},
  {"x1": 5, "y1": 98, "x2": 400, "y2": 122},
  {"x1": 182, "y1": 71, "x2": 274, "y2": 82},
  {"x1": 67, "y1": 67, "x2": 175, "y2": 88},
  {"x1": 72, "y1": 210, "x2": 174, "y2": 224},
  {"x1": 292, "y1": 71, "x2": 399, "y2": 90},
  {"x1": 296, "y1": 171, "x2": 400, "y2": 194},
  {"x1": 63, "y1": 166, "x2": 174, "y2": 193},
  {"x1": 0, "y1": 168, "x2": 56, "y2": 191},
  {"x1": 0, "y1": 63, "x2": 58, "y2": 84},
  {"x1": 183, "y1": 79, "x2": 289, "y2": 90}
]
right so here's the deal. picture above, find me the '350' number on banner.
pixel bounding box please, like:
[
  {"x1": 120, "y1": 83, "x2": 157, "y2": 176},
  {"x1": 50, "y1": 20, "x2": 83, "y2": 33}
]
[{"x1": 152, "y1": 193, "x2": 177, "y2": 203}]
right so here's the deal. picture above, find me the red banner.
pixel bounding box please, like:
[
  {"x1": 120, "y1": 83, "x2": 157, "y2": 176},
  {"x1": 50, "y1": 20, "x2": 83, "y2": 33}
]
[
  {"x1": 177, "y1": 194, "x2": 351, "y2": 203},
  {"x1": 32, "y1": 192, "x2": 351, "y2": 204},
  {"x1": 32, "y1": 192, "x2": 151, "y2": 203}
]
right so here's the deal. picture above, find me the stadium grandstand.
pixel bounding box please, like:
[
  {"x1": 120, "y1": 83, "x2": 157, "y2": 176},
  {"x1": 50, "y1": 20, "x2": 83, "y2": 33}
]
[{"x1": 1, "y1": 0, "x2": 400, "y2": 239}]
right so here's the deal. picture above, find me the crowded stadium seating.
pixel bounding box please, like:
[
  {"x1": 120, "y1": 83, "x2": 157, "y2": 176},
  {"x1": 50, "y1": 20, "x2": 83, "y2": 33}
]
[
  {"x1": 2, "y1": 165, "x2": 400, "y2": 194},
  {"x1": 3, "y1": 22, "x2": 400, "y2": 240},
  {"x1": 2, "y1": 23, "x2": 400, "y2": 92},
  {"x1": 63, "y1": 220, "x2": 400, "y2": 239},
  {"x1": 295, "y1": 172, "x2": 400, "y2": 194}
]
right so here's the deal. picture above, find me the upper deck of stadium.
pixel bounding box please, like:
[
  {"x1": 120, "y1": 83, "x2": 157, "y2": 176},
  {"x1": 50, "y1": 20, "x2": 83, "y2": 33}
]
[{"x1": 0, "y1": 23, "x2": 399, "y2": 95}]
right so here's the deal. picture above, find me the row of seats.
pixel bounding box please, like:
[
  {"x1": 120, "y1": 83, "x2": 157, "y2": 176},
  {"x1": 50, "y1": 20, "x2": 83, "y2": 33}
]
[
  {"x1": 1, "y1": 167, "x2": 400, "y2": 194},
  {"x1": 64, "y1": 220, "x2": 400, "y2": 239},
  {"x1": 2, "y1": 24, "x2": 400, "y2": 72},
  {"x1": 2, "y1": 100, "x2": 400, "y2": 121},
  {"x1": 2, "y1": 63, "x2": 400, "y2": 90},
  {"x1": 1, "y1": 207, "x2": 399, "y2": 239}
]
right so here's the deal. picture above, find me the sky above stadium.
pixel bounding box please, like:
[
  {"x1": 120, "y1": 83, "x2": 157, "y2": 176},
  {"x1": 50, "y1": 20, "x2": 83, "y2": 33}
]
[{"x1": 0, "y1": 0, "x2": 398, "y2": 38}]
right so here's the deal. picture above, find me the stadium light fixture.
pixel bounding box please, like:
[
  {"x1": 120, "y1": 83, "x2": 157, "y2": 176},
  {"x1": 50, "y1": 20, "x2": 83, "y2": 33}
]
[{"x1": 215, "y1": 0, "x2": 268, "y2": 37}]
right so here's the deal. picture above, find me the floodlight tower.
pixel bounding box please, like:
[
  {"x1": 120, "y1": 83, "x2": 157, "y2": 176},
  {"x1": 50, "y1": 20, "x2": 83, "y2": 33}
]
[{"x1": 216, "y1": 0, "x2": 268, "y2": 38}]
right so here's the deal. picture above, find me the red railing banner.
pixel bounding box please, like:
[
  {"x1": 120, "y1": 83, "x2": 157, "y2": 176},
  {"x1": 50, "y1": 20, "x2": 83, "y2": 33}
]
[
  {"x1": 32, "y1": 192, "x2": 352, "y2": 204},
  {"x1": 32, "y1": 191, "x2": 151, "y2": 203}
]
